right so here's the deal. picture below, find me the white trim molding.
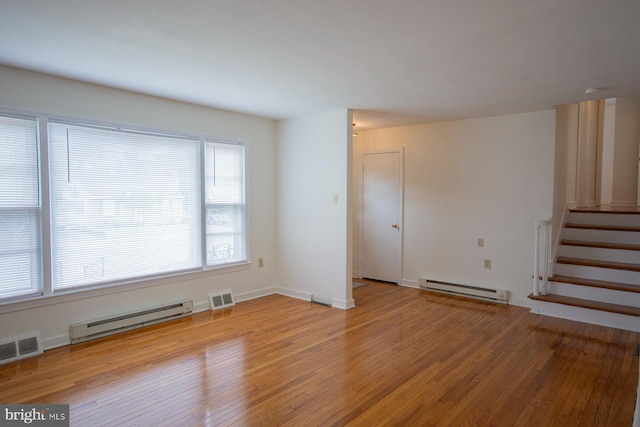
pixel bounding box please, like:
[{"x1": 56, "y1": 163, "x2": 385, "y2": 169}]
[
  {"x1": 276, "y1": 287, "x2": 312, "y2": 302},
  {"x1": 332, "y1": 298, "x2": 355, "y2": 310}
]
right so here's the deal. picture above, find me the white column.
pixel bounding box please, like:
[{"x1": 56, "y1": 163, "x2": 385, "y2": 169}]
[
  {"x1": 541, "y1": 221, "x2": 549, "y2": 295},
  {"x1": 533, "y1": 221, "x2": 541, "y2": 296},
  {"x1": 533, "y1": 219, "x2": 552, "y2": 296}
]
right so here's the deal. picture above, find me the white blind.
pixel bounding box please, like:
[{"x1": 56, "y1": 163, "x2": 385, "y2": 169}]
[
  {"x1": 49, "y1": 122, "x2": 202, "y2": 290},
  {"x1": 0, "y1": 115, "x2": 41, "y2": 299},
  {"x1": 205, "y1": 141, "x2": 245, "y2": 266}
]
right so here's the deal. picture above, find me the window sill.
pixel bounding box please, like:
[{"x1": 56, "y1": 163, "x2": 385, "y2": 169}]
[{"x1": 0, "y1": 262, "x2": 251, "y2": 315}]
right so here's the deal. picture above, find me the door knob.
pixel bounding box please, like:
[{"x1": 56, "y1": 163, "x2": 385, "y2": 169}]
[{"x1": 391, "y1": 224, "x2": 399, "y2": 229}]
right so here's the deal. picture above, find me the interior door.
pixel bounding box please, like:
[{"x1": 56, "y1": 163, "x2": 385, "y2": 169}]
[{"x1": 361, "y1": 150, "x2": 402, "y2": 283}]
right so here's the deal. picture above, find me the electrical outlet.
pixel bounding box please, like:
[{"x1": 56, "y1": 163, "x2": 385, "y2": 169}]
[
  {"x1": 332, "y1": 194, "x2": 339, "y2": 204},
  {"x1": 477, "y1": 238, "x2": 484, "y2": 248},
  {"x1": 258, "y1": 257, "x2": 264, "y2": 268},
  {"x1": 484, "y1": 259, "x2": 491, "y2": 269}
]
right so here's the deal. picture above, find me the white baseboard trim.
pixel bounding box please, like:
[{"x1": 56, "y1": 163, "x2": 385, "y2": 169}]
[
  {"x1": 276, "y1": 287, "x2": 312, "y2": 302},
  {"x1": 236, "y1": 287, "x2": 277, "y2": 302},
  {"x1": 332, "y1": 297, "x2": 355, "y2": 310},
  {"x1": 193, "y1": 301, "x2": 210, "y2": 313},
  {"x1": 509, "y1": 296, "x2": 531, "y2": 308},
  {"x1": 43, "y1": 334, "x2": 70, "y2": 351},
  {"x1": 400, "y1": 278, "x2": 420, "y2": 289}
]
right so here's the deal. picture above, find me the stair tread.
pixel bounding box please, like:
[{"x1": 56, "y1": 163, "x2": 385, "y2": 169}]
[
  {"x1": 560, "y1": 239, "x2": 640, "y2": 251},
  {"x1": 565, "y1": 223, "x2": 640, "y2": 232},
  {"x1": 550, "y1": 275, "x2": 640, "y2": 293},
  {"x1": 528, "y1": 293, "x2": 640, "y2": 317},
  {"x1": 569, "y1": 208, "x2": 640, "y2": 215},
  {"x1": 556, "y1": 256, "x2": 640, "y2": 272}
]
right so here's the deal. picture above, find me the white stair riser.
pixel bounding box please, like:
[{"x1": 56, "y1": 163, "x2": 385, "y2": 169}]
[
  {"x1": 563, "y1": 228, "x2": 640, "y2": 245},
  {"x1": 557, "y1": 245, "x2": 640, "y2": 264},
  {"x1": 569, "y1": 212, "x2": 640, "y2": 227},
  {"x1": 529, "y1": 300, "x2": 640, "y2": 332},
  {"x1": 549, "y1": 281, "x2": 640, "y2": 307},
  {"x1": 554, "y1": 263, "x2": 640, "y2": 284}
]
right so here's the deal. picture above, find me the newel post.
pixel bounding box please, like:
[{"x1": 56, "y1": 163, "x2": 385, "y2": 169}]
[
  {"x1": 533, "y1": 219, "x2": 552, "y2": 296},
  {"x1": 533, "y1": 221, "x2": 541, "y2": 296}
]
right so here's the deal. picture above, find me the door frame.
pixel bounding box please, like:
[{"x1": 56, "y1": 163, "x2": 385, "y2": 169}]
[{"x1": 358, "y1": 148, "x2": 404, "y2": 283}]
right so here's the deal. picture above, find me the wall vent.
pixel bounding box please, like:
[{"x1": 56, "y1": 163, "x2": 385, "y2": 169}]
[
  {"x1": 209, "y1": 290, "x2": 235, "y2": 311},
  {"x1": 70, "y1": 300, "x2": 193, "y2": 344},
  {"x1": 419, "y1": 278, "x2": 508, "y2": 304},
  {"x1": 0, "y1": 333, "x2": 43, "y2": 365}
]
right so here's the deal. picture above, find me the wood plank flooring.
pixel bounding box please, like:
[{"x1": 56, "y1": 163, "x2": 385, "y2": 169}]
[{"x1": 1, "y1": 281, "x2": 639, "y2": 426}]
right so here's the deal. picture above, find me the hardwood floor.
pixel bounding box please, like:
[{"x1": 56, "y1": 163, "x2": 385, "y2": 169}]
[{"x1": 1, "y1": 282, "x2": 639, "y2": 426}]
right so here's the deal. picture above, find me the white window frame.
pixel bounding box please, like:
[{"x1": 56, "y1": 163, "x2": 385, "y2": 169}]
[
  {"x1": 203, "y1": 139, "x2": 247, "y2": 269},
  {"x1": 0, "y1": 109, "x2": 249, "y2": 312},
  {"x1": 0, "y1": 113, "x2": 43, "y2": 302}
]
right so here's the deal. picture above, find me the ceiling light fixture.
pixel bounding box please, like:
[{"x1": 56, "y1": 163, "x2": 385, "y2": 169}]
[{"x1": 584, "y1": 88, "x2": 599, "y2": 95}]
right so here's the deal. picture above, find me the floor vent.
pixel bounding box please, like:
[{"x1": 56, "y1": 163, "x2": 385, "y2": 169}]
[
  {"x1": 70, "y1": 300, "x2": 193, "y2": 344},
  {"x1": 419, "y1": 278, "x2": 508, "y2": 304},
  {"x1": 0, "y1": 333, "x2": 43, "y2": 365},
  {"x1": 209, "y1": 290, "x2": 235, "y2": 311}
]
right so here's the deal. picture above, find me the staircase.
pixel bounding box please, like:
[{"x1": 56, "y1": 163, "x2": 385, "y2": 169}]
[{"x1": 529, "y1": 208, "x2": 640, "y2": 332}]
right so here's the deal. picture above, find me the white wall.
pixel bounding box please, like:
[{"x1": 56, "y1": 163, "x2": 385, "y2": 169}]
[
  {"x1": 276, "y1": 109, "x2": 353, "y2": 309},
  {"x1": 600, "y1": 100, "x2": 616, "y2": 206},
  {"x1": 552, "y1": 104, "x2": 574, "y2": 249},
  {"x1": 0, "y1": 65, "x2": 278, "y2": 348},
  {"x1": 353, "y1": 111, "x2": 556, "y2": 306},
  {"x1": 575, "y1": 101, "x2": 601, "y2": 208},
  {"x1": 612, "y1": 96, "x2": 640, "y2": 206}
]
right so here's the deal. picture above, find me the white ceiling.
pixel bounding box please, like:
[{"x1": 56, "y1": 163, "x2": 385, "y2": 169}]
[{"x1": 0, "y1": 0, "x2": 639, "y2": 130}]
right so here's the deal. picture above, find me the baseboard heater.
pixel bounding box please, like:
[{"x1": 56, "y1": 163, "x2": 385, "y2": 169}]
[
  {"x1": 419, "y1": 278, "x2": 508, "y2": 304},
  {"x1": 70, "y1": 300, "x2": 193, "y2": 344}
]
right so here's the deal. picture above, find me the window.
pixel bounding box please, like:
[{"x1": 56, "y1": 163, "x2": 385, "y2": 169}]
[
  {"x1": 205, "y1": 141, "x2": 245, "y2": 266},
  {"x1": 0, "y1": 112, "x2": 247, "y2": 303},
  {"x1": 0, "y1": 115, "x2": 41, "y2": 300},
  {"x1": 48, "y1": 122, "x2": 203, "y2": 290}
]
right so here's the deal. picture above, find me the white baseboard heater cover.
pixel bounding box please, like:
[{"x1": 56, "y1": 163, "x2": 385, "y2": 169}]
[
  {"x1": 419, "y1": 278, "x2": 508, "y2": 304},
  {"x1": 70, "y1": 300, "x2": 193, "y2": 344}
]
